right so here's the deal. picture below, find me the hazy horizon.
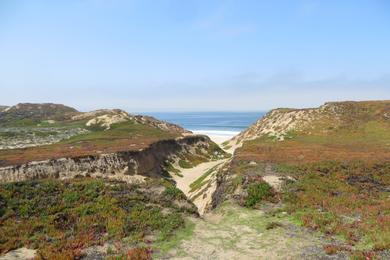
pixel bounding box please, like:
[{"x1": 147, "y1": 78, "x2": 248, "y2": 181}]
[
  {"x1": 1, "y1": 1, "x2": 389, "y2": 111},
  {"x1": 2, "y1": 99, "x2": 389, "y2": 113}
]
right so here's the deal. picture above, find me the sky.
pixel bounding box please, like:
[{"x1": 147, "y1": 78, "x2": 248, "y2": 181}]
[{"x1": 0, "y1": 0, "x2": 389, "y2": 112}]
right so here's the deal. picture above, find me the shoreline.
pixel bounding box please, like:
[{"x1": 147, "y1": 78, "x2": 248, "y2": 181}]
[{"x1": 191, "y1": 130, "x2": 240, "y2": 144}]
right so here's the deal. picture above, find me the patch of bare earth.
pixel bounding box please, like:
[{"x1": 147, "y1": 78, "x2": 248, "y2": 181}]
[
  {"x1": 0, "y1": 248, "x2": 36, "y2": 260},
  {"x1": 160, "y1": 203, "x2": 346, "y2": 260}
]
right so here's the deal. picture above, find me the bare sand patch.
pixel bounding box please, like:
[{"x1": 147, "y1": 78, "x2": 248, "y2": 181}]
[{"x1": 0, "y1": 248, "x2": 36, "y2": 260}]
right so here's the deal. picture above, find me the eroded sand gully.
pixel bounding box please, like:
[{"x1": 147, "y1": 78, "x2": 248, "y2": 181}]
[
  {"x1": 170, "y1": 132, "x2": 235, "y2": 215},
  {"x1": 173, "y1": 159, "x2": 228, "y2": 215}
]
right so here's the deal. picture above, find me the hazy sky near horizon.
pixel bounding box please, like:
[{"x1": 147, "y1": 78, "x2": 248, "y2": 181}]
[{"x1": 1, "y1": 0, "x2": 389, "y2": 112}]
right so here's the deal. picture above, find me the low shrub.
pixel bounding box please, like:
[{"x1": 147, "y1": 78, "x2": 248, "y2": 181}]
[
  {"x1": 244, "y1": 182, "x2": 274, "y2": 208},
  {"x1": 0, "y1": 178, "x2": 189, "y2": 257}
]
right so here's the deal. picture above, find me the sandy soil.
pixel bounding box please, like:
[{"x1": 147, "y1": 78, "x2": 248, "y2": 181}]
[
  {"x1": 160, "y1": 203, "x2": 346, "y2": 260},
  {"x1": 173, "y1": 159, "x2": 228, "y2": 215},
  {"x1": 171, "y1": 130, "x2": 237, "y2": 215},
  {"x1": 0, "y1": 248, "x2": 36, "y2": 260},
  {"x1": 191, "y1": 130, "x2": 239, "y2": 145},
  {"x1": 174, "y1": 160, "x2": 224, "y2": 196}
]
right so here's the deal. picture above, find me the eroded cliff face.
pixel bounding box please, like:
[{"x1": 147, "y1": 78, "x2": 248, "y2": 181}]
[{"x1": 0, "y1": 135, "x2": 214, "y2": 184}]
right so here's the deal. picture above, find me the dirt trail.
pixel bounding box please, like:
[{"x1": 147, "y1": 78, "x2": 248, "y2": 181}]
[{"x1": 158, "y1": 203, "x2": 346, "y2": 260}]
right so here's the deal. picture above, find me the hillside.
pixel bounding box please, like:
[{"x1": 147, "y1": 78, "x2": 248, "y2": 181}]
[
  {"x1": 2, "y1": 100, "x2": 390, "y2": 259},
  {"x1": 216, "y1": 100, "x2": 390, "y2": 258},
  {"x1": 0, "y1": 103, "x2": 78, "y2": 125},
  {"x1": 0, "y1": 103, "x2": 228, "y2": 259},
  {"x1": 0, "y1": 103, "x2": 193, "y2": 166},
  {"x1": 229, "y1": 100, "x2": 390, "y2": 163},
  {"x1": 0, "y1": 177, "x2": 199, "y2": 258}
]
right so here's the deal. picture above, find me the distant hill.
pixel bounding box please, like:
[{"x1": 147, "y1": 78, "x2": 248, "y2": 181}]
[
  {"x1": 0, "y1": 103, "x2": 190, "y2": 134},
  {"x1": 0, "y1": 103, "x2": 195, "y2": 166},
  {"x1": 0, "y1": 103, "x2": 78, "y2": 125}
]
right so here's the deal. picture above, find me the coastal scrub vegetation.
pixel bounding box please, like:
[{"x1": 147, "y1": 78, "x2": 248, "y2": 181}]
[
  {"x1": 0, "y1": 121, "x2": 177, "y2": 167},
  {"x1": 280, "y1": 161, "x2": 390, "y2": 255},
  {"x1": 228, "y1": 101, "x2": 390, "y2": 257},
  {"x1": 0, "y1": 177, "x2": 196, "y2": 258}
]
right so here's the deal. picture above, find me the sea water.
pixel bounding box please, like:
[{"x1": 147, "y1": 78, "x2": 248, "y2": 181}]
[{"x1": 147, "y1": 112, "x2": 266, "y2": 143}]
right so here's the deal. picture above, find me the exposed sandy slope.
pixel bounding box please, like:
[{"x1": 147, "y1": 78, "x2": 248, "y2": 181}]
[
  {"x1": 170, "y1": 130, "x2": 236, "y2": 215},
  {"x1": 173, "y1": 159, "x2": 228, "y2": 215},
  {"x1": 174, "y1": 160, "x2": 225, "y2": 196}
]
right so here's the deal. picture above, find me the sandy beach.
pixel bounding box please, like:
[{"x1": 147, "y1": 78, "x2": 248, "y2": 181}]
[{"x1": 192, "y1": 130, "x2": 240, "y2": 144}]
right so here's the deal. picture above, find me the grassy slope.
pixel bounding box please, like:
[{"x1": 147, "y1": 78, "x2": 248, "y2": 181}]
[
  {"x1": 0, "y1": 120, "x2": 178, "y2": 166},
  {"x1": 237, "y1": 101, "x2": 390, "y2": 164},
  {"x1": 232, "y1": 101, "x2": 390, "y2": 257},
  {"x1": 0, "y1": 103, "x2": 78, "y2": 126}
]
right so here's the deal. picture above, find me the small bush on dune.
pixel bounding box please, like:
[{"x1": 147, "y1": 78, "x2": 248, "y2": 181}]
[
  {"x1": 163, "y1": 185, "x2": 185, "y2": 199},
  {"x1": 244, "y1": 182, "x2": 274, "y2": 208}
]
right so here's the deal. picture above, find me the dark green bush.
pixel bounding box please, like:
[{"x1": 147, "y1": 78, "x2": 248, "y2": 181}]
[{"x1": 245, "y1": 182, "x2": 273, "y2": 208}]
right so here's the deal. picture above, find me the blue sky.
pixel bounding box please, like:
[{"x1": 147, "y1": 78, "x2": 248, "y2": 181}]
[{"x1": 0, "y1": 0, "x2": 389, "y2": 111}]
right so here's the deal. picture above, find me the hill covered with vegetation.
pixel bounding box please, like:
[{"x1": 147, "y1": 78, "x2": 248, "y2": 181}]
[
  {"x1": 0, "y1": 103, "x2": 191, "y2": 166},
  {"x1": 0, "y1": 103, "x2": 227, "y2": 259},
  {"x1": 219, "y1": 100, "x2": 390, "y2": 258}
]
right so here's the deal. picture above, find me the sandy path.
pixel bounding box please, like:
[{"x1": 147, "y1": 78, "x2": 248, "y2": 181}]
[{"x1": 159, "y1": 203, "x2": 346, "y2": 260}]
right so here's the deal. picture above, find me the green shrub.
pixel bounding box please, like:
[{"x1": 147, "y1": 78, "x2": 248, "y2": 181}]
[
  {"x1": 245, "y1": 182, "x2": 273, "y2": 208},
  {"x1": 164, "y1": 185, "x2": 184, "y2": 199}
]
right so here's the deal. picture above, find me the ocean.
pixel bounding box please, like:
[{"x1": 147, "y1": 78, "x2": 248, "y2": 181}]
[{"x1": 146, "y1": 112, "x2": 266, "y2": 143}]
